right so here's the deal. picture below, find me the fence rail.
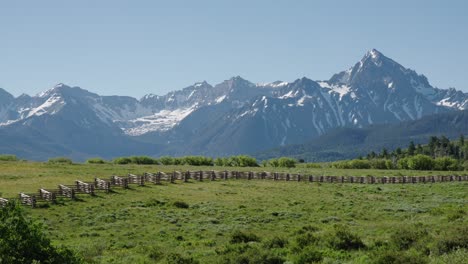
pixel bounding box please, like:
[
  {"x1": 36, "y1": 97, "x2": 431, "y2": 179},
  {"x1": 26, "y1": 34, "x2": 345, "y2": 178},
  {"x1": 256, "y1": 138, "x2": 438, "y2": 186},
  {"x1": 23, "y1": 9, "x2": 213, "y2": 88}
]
[{"x1": 1, "y1": 170, "x2": 467, "y2": 208}]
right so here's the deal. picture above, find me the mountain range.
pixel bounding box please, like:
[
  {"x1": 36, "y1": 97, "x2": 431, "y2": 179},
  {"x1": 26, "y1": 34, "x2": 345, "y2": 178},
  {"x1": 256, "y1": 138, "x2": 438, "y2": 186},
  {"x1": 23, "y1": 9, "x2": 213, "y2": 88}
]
[{"x1": 0, "y1": 49, "x2": 467, "y2": 161}]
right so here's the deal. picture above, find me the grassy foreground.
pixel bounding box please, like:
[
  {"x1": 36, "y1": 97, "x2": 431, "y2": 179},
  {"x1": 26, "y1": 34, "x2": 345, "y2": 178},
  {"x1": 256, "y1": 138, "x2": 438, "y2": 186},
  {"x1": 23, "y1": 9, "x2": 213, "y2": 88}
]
[{"x1": 0, "y1": 161, "x2": 467, "y2": 263}]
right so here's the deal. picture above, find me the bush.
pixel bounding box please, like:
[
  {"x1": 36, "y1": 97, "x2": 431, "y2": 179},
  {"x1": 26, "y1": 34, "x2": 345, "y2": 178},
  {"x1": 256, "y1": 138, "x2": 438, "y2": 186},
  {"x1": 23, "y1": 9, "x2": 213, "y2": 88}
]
[
  {"x1": 397, "y1": 157, "x2": 410, "y2": 169},
  {"x1": 48, "y1": 157, "x2": 73, "y2": 164},
  {"x1": 266, "y1": 157, "x2": 297, "y2": 168},
  {"x1": 214, "y1": 156, "x2": 259, "y2": 167},
  {"x1": 227, "y1": 155, "x2": 259, "y2": 167},
  {"x1": 434, "y1": 157, "x2": 459, "y2": 171},
  {"x1": 0, "y1": 154, "x2": 17, "y2": 161},
  {"x1": 278, "y1": 157, "x2": 297, "y2": 168},
  {"x1": 230, "y1": 230, "x2": 260, "y2": 244},
  {"x1": 130, "y1": 156, "x2": 157, "y2": 165},
  {"x1": 113, "y1": 157, "x2": 132, "y2": 164},
  {"x1": 408, "y1": 155, "x2": 434, "y2": 170},
  {"x1": 165, "y1": 252, "x2": 199, "y2": 264},
  {"x1": 264, "y1": 236, "x2": 288, "y2": 249},
  {"x1": 369, "y1": 159, "x2": 388, "y2": 170},
  {"x1": 434, "y1": 226, "x2": 468, "y2": 255},
  {"x1": 295, "y1": 232, "x2": 319, "y2": 248},
  {"x1": 86, "y1": 157, "x2": 106, "y2": 164},
  {"x1": 220, "y1": 244, "x2": 285, "y2": 264},
  {"x1": 349, "y1": 159, "x2": 371, "y2": 169},
  {"x1": 331, "y1": 160, "x2": 352, "y2": 169},
  {"x1": 328, "y1": 225, "x2": 366, "y2": 250},
  {"x1": 390, "y1": 225, "x2": 428, "y2": 250},
  {"x1": 373, "y1": 249, "x2": 428, "y2": 264},
  {"x1": 305, "y1": 163, "x2": 322, "y2": 169},
  {"x1": 0, "y1": 202, "x2": 81, "y2": 263},
  {"x1": 294, "y1": 247, "x2": 323, "y2": 264},
  {"x1": 173, "y1": 201, "x2": 189, "y2": 209},
  {"x1": 159, "y1": 156, "x2": 175, "y2": 165},
  {"x1": 180, "y1": 156, "x2": 213, "y2": 166}
]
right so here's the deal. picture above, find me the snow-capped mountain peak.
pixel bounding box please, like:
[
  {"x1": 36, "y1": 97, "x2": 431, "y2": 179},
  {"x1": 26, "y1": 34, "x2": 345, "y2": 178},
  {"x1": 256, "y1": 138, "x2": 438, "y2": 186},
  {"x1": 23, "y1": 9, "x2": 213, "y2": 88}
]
[{"x1": 0, "y1": 49, "x2": 466, "y2": 154}]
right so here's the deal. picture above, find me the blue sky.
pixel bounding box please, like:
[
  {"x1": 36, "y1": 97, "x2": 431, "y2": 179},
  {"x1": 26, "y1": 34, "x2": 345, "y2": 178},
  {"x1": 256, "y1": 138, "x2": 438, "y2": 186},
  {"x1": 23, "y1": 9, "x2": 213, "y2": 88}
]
[{"x1": 1, "y1": 0, "x2": 467, "y2": 97}]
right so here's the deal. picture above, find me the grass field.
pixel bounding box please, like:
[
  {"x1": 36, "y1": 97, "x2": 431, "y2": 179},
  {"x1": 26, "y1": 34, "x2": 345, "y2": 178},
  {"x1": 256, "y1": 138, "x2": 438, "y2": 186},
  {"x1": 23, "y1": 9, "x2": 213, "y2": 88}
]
[{"x1": 1, "y1": 161, "x2": 467, "y2": 263}]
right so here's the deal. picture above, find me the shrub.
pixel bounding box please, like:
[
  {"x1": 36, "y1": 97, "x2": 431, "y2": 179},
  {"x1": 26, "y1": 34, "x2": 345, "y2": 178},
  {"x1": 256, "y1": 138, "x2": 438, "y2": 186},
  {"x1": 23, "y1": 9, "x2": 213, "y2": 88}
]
[
  {"x1": 397, "y1": 157, "x2": 410, "y2": 169},
  {"x1": 0, "y1": 154, "x2": 17, "y2": 161},
  {"x1": 372, "y1": 249, "x2": 428, "y2": 264},
  {"x1": 328, "y1": 225, "x2": 366, "y2": 250},
  {"x1": 434, "y1": 157, "x2": 459, "y2": 171},
  {"x1": 227, "y1": 155, "x2": 259, "y2": 167},
  {"x1": 48, "y1": 157, "x2": 73, "y2": 164},
  {"x1": 214, "y1": 156, "x2": 259, "y2": 167},
  {"x1": 214, "y1": 157, "x2": 228, "y2": 166},
  {"x1": 113, "y1": 157, "x2": 132, "y2": 164},
  {"x1": 408, "y1": 155, "x2": 434, "y2": 170},
  {"x1": 385, "y1": 159, "x2": 396, "y2": 170},
  {"x1": 0, "y1": 202, "x2": 81, "y2": 263},
  {"x1": 331, "y1": 160, "x2": 352, "y2": 169},
  {"x1": 268, "y1": 158, "x2": 280, "y2": 167},
  {"x1": 220, "y1": 243, "x2": 285, "y2": 264},
  {"x1": 130, "y1": 156, "x2": 157, "y2": 165},
  {"x1": 159, "y1": 156, "x2": 175, "y2": 165},
  {"x1": 165, "y1": 252, "x2": 199, "y2": 264},
  {"x1": 230, "y1": 230, "x2": 260, "y2": 244},
  {"x1": 173, "y1": 201, "x2": 189, "y2": 209},
  {"x1": 86, "y1": 157, "x2": 106, "y2": 164},
  {"x1": 434, "y1": 226, "x2": 468, "y2": 255},
  {"x1": 295, "y1": 232, "x2": 319, "y2": 248},
  {"x1": 369, "y1": 159, "x2": 388, "y2": 170},
  {"x1": 463, "y1": 160, "x2": 468, "y2": 171},
  {"x1": 278, "y1": 157, "x2": 297, "y2": 168},
  {"x1": 349, "y1": 159, "x2": 371, "y2": 169},
  {"x1": 180, "y1": 156, "x2": 213, "y2": 166},
  {"x1": 390, "y1": 225, "x2": 428, "y2": 250},
  {"x1": 266, "y1": 157, "x2": 297, "y2": 168},
  {"x1": 294, "y1": 247, "x2": 323, "y2": 264},
  {"x1": 430, "y1": 248, "x2": 468, "y2": 264},
  {"x1": 264, "y1": 236, "x2": 288, "y2": 249},
  {"x1": 305, "y1": 163, "x2": 322, "y2": 169}
]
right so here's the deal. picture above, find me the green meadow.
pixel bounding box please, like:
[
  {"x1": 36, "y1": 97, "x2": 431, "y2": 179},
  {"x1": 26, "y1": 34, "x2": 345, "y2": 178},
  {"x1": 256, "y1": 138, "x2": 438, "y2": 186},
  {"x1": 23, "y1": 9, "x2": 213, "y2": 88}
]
[{"x1": 0, "y1": 161, "x2": 467, "y2": 263}]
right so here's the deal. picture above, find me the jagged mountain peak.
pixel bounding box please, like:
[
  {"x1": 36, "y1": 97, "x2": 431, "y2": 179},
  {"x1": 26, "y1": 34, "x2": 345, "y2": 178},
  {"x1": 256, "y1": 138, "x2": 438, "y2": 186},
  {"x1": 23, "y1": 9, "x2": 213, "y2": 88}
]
[
  {"x1": 363, "y1": 48, "x2": 383, "y2": 60},
  {"x1": 193, "y1": 80, "x2": 211, "y2": 87},
  {"x1": 0, "y1": 87, "x2": 14, "y2": 99},
  {"x1": 37, "y1": 83, "x2": 95, "y2": 99},
  {"x1": 224, "y1": 76, "x2": 255, "y2": 87}
]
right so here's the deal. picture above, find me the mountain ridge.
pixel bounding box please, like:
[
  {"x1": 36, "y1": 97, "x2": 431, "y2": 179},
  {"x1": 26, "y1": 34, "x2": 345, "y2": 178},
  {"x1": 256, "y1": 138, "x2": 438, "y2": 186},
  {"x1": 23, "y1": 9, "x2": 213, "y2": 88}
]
[{"x1": 0, "y1": 49, "x2": 467, "y2": 160}]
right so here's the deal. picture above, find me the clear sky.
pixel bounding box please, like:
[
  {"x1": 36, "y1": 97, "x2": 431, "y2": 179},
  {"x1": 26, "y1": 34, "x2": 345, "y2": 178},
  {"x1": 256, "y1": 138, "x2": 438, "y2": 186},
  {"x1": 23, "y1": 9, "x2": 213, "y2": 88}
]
[{"x1": 1, "y1": 0, "x2": 467, "y2": 97}]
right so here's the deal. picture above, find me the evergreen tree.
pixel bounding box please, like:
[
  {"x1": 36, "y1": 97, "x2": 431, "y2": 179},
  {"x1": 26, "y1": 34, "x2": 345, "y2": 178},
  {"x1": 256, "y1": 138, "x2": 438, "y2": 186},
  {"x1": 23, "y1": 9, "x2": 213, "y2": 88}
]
[
  {"x1": 408, "y1": 141, "x2": 416, "y2": 156},
  {"x1": 428, "y1": 136, "x2": 439, "y2": 157},
  {"x1": 381, "y1": 148, "x2": 389, "y2": 159},
  {"x1": 416, "y1": 144, "x2": 423, "y2": 155}
]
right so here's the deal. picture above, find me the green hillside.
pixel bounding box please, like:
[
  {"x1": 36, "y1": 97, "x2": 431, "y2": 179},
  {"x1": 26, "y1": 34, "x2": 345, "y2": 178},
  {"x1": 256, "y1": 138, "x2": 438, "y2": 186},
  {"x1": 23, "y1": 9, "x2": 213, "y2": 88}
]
[{"x1": 0, "y1": 162, "x2": 467, "y2": 263}]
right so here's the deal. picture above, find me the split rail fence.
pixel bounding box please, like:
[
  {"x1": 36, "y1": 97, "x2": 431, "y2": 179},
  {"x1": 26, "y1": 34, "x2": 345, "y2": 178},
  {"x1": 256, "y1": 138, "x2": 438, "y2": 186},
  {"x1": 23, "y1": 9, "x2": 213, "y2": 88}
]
[{"x1": 1, "y1": 171, "x2": 467, "y2": 208}]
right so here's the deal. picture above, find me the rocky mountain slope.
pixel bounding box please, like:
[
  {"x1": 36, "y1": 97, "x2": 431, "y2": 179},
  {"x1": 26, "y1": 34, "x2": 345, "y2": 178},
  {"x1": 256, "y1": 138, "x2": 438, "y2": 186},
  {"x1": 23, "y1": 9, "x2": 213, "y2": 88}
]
[
  {"x1": 0, "y1": 49, "x2": 466, "y2": 160},
  {"x1": 256, "y1": 109, "x2": 468, "y2": 162}
]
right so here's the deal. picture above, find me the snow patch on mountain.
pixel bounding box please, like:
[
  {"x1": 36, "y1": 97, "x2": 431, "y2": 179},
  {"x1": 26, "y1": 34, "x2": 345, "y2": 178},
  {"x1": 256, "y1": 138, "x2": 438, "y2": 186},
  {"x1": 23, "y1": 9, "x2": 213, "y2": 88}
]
[
  {"x1": 318, "y1": 81, "x2": 350, "y2": 100},
  {"x1": 123, "y1": 106, "x2": 196, "y2": 136},
  {"x1": 257, "y1": 81, "x2": 289, "y2": 88},
  {"x1": 28, "y1": 94, "x2": 65, "y2": 117}
]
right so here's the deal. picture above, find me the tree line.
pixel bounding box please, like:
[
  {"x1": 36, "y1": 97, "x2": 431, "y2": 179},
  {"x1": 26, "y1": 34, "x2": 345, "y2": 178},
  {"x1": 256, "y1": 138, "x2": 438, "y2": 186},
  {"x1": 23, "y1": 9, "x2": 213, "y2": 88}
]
[
  {"x1": 86, "y1": 155, "x2": 298, "y2": 168},
  {"x1": 332, "y1": 135, "x2": 468, "y2": 171}
]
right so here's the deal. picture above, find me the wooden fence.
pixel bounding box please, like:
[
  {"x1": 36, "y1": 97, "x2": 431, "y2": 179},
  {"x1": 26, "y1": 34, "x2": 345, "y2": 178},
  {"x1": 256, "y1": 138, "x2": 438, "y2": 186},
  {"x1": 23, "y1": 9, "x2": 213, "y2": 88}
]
[{"x1": 1, "y1": 170, "x2": 467, "y2": 208}]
